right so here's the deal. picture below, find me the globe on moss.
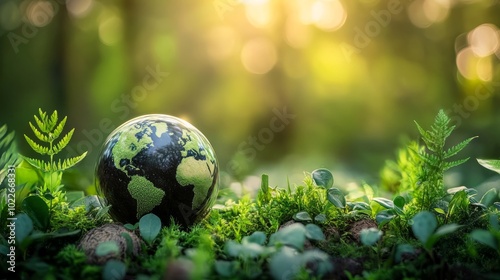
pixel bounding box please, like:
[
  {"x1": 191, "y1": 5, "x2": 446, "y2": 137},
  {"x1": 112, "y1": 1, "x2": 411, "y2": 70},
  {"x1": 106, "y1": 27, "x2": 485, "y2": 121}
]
[{"x1": 95, "y1": 115, "x2": 219, "y2": 227}]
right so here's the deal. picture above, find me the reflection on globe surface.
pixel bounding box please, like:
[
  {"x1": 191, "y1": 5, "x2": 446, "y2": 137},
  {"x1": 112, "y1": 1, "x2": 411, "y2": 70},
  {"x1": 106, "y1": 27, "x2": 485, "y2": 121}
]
[{"x1": 95, "y1": 115, "x2": 218, "y2": 227}]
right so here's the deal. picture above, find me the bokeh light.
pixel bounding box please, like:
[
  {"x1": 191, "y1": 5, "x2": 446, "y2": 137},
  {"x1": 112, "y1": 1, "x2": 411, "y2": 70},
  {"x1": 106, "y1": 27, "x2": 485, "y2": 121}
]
[
  {"x1": 26, "y1": 0, "x2": 55, "y2": 28},
  {"x1": 67, "y1": 0, "x2": 94, "y2": 19},
  {"x1": 241, "y1": 37, "x2": 277, "y2": 74},
  {"x1": 98, "y1": 14, "x2": 122, "y2": 46},
  {"x1": 468, "y1": 24, "x2": 499, "y2": 57}
]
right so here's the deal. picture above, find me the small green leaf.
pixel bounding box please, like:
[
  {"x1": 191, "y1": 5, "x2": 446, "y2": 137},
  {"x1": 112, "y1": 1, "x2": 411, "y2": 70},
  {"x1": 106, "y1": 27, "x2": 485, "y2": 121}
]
[
  {"x1": 139, "y1": 213, "x2": 162, "y2": 245},
  {"x1": 373, "y1": 197, "x2": 394, "y2": 209},
  {"x1": 376, "y1": 209, "x2": 395, "y2": 226},
  {"x1": 411, "y1": 211, "x2": 437, "y2": 245},
  {"x1": 477, "y1": 158, "x2": 500, "y2": 174},
  {"x1": 393, "y1": 196, "x2": 406, "y2": 209},
  {"x1": 489, "y1": 214, "x2": 499, "y2": 231},
  {"x1": 480, "y1": 188, "x2": 497, "y2": 208},
  {"x1": 470, "y1": 229, "x2": 498, "y2": 251},
  {"x1": 243, "y1": 231, "x2": 267, "y2": 245},
  {"x1": 293, "y1": 211, "x2": 312, "y2": 222},
  {"x1": 96, "y1": 241, "x2": 120, "y2": 257},
  {"x1": 120, "y1": 232, "x2": 134, "y2": 256},
  {"x1": 434, "y1": 208, "x2": 446, "y2": 215},
  {"x1": 22, "y1": 195, "x2": 49, "y2": 231},
  {"x1": 123, "y1": 223, "x2": 138, "y2": 231},
  {"x1": 305, "y1": 224, "x2": 325, "y2": 241},
  {"x1": 360, "y1": 228, "x2": 382, "y2": 246},
  {"x1": 102, "y1": 259, "x2": 126, "y2": 280},
  {"x1": 15, "y1": 213, "x2": 33, "y2": 245},
  {"x1": 314, "y1": 213, "x2": 327, "y2": 223},
  {"x1": 447, "y1": 186, "x2": 467, "y2": 195},
  {"x1": 269, "y1": 223, "x2": 306, "y2": 250},
  {"x1": 225, "y1": 240, "x2": 242, "y2": 257},
  {"x1": 327, "y1": 188, "x2": 345, "y2": 208},
  {"x1": 269, "y1": 247, "x2": 301, "y2": 280},
  {"x1": 311, "y1": 168, "x2": 334, "y2": 189},
  {"x1": 215, "y1": 260, "x2": 239, "y2": 277}
]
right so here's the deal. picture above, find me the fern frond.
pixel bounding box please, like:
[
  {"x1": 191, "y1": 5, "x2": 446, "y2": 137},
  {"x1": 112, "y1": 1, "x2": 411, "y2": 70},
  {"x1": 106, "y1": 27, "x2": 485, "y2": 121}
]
[
  {"x1": 47, "y1": 110, "x2": 58, "y2": 132},
  {"x1": 34, "y1": 113, "x2": 47, "y2": 133},
  {"x1": 0, "y1": 125, "x2": 7, "y2": 139},
  {"x1": 29, "y1": 122, "x2": 49, "y2": 142},
  {"x1": 444, "y1": 158, "x2": 470, "y2": 171},
  {"x1": 51, "y1": 152, "x2": 87, "y2": 171},
  {"x1": 414, "y1": 121, "x2": 429, "y2": 141},
  {"x1": 51, "y1": 116, "x2": 67, "y2": 141},
  {"x1": 444, "y1": 136, "x2": 478, "y2": 159},
  {"x1": 24, "y1": 135, "x2": 49, "y2": 155},
  {"x1": 0, "y1": 125, "x2": 21, "y2": 184},
  {"x1": 50, "y1": 128, "x2": 74, "y2": 155},
  {"x1": 22, "y1": 155, "x2": 48, "y2": 171}
]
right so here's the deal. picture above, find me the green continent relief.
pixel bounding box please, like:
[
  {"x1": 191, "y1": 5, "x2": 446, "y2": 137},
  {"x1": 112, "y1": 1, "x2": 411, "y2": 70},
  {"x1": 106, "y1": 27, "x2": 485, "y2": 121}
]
[
  {"x1": 176, "y1": 157, "x2": 215, "y2": 209},
  {"x1": 112, "y1": 122, "x2": 169, "y2": 173},
  {"x1": 127, "y1": 175, "x2": 165, "y2": 218}
]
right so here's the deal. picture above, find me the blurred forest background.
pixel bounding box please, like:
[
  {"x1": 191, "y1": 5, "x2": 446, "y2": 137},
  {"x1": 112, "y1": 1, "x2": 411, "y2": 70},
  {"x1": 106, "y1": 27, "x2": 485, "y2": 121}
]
[{"x1": 1, "y1": 0, "x2": 500, "y2": 192}]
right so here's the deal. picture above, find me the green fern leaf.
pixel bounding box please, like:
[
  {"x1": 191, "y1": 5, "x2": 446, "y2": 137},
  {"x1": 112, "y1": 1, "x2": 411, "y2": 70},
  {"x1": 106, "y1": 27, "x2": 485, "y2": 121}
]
[
  {"x1": 47, "y1": 110, "x2": 58, "y2": 132},
  {"x1": 51, "y1": 116, "x2": 67, "y2": 140},
  {"x1": 50, "y1": 128, "x2": 74, "y2": 155},
  {"x1": 24, "y1": 135, "x2": 49, "y2": 155},
  {"x1": 0, "y1": 125, "x2": 21, "y2": 183},
  {"x1": 414, "y1": 121, "x2": 429, "y2": 141},
  {"x1": 22, "y1": 156, "x2": 48, "y2": 171},
  {"x1": 444, "y1": 136, "x2": 478, "y2": 159},
  {"x1": 443, "y1": 158, "x2": 469, "y2": 171},
  {"x1": 34, "y1": 113, "x2": 47, "y2": 133},
  {"x1": 58, "y1": 152, "x2": 87, "y2": 171},
  {"x1": 29, "y1": 122, "x2": 49, "y2": 142}
]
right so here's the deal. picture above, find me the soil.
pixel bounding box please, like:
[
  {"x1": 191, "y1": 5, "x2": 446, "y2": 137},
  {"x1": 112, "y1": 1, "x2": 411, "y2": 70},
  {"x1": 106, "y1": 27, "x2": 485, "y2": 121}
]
[{"x1": 348, "y1": 219, "x2": 378, "y2": 243}]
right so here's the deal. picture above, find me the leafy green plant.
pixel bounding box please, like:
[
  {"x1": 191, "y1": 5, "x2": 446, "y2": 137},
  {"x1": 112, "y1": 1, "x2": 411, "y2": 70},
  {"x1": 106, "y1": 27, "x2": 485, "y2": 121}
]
[
  {"x1": 372, "y1": 195, "x2": 407, "y2": 227},
  {"x1": 477, "y1": 158, "x2": 500, "y2": 174},
  {"x1": 0, "y1": 124, "x2": 21, "y2": 184},
  {"x1": 22, "y1": 109, "x2": 87, "y2": 199},
  {"x1": 215, "y1": 223, "x2": 330, "y2": 279},
  {"x1": 470, "y1": 213, "x2": 500, "y2": 256},
  {"x1": 411, "y1": 211, "x2": 462, "y2": 259},
  {"x1": 412, "y1": 110, "x2": 476, "y2": 210}
]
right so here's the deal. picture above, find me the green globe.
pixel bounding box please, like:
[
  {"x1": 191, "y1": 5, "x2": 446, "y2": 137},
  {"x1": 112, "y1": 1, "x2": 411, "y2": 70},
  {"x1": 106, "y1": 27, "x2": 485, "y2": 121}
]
[{"x1": 95, "y1": 115, "x2": 218, "y2": 227}]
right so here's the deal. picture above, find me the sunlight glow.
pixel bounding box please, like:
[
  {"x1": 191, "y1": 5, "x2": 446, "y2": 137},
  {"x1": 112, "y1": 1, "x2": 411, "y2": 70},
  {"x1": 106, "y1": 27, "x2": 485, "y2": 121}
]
[
  {"x1": 241, "y1": 38, "x2": 277, "y2": 74},
  {"x1": 245, "y1": 1, "x2": 272, "y2": 28},
  {"x1": 26, "y1": 0, "x2": 55, "y2": 27},
  {"x1": 296, "y1": 0, "x2": 346, "y2": 31},
  {"x1": 468, "y1": 24, "x2": 499, "y2": 57},
  {"x1": 476, "y1": 57, "x2": 493, "y2": 82},
  {"x1": 285, "y1": 15, "x2": 311, "y2": 48},
  {"x1": 98, "y1": 15, "x2": 122, "y2": 46},
  {"x1": 206, "y1": 26, "x2": 237, "y2": 61},
  {"x1": 67, "y1": 0, "x2": 94, "y2": 18},
  {"x1": 456, "y1": 47, "x2": 477, "y2": 80},
  {"x1": 409, "y1": 0, "x2": 450, "y2": 28}
]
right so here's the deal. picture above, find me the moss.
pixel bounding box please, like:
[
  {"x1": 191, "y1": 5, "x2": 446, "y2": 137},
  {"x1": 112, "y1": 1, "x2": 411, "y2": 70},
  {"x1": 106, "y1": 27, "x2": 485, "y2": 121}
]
[
  {"x1": 128, "y1": 175, "x2": 165, "y2": 218},
  {"x1": 50, "y1": 202, "x2": 109, "y2": 232}
]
